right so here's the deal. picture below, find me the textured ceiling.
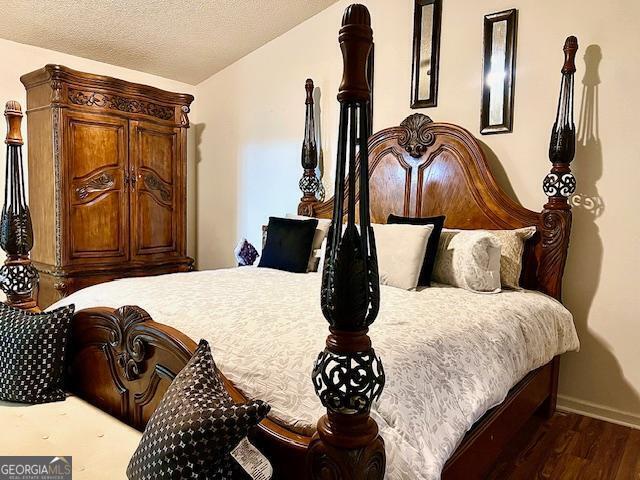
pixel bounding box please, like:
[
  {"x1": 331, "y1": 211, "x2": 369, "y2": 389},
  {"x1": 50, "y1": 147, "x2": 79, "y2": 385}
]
[{"x1": 0, "y1": 0, "x2": 339, "y2": 84}]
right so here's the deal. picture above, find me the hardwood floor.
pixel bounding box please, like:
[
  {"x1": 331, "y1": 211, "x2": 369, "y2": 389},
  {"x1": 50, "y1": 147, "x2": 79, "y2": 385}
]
[{"x1": 486, "y1": 411, "x2": 640, "y2": 479}]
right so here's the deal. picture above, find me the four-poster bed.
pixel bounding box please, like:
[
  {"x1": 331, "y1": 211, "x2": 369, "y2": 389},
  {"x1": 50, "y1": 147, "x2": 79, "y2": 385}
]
[{"x1": 0, "y1": 4, "x2": 580, "y2": 480}]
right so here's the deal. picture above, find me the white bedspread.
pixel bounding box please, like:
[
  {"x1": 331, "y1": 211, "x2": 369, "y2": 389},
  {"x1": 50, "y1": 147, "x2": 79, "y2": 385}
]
[{"x1": 51, "y1": 267, "x2": 579, "y2": 479}]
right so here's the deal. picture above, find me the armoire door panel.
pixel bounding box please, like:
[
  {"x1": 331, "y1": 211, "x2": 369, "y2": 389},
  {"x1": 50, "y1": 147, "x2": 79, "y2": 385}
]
[
  {"x1": 130, "y1": 121, "x2": 181, "y2": 259},
  {"x1": 138, "y1": 128, "x2": 174, "y2": 181},
  {"x1": 69, "y1": 120, "x2": 121, "y2": 177},
  {"x1": 138, "y1": 193, "x2": 174, "y2": 250},
  {"x1": 70, "y1": 192, "x2": 124, "y2": 254},
  {"x1": 64, "y1": 111, "x2": 129, "y2": 263}
]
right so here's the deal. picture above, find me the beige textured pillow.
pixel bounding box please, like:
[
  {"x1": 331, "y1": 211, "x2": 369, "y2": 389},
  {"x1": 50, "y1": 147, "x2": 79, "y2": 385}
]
[
  {"x1": 433, "y1": 230, "x2": 502, "y2": 293},
  {"x1": 490, "y1": 227, "x2": 536, "y2": 289},
  {"x1": 372, "y1": 223, "x2": 433, "y2": 290}
]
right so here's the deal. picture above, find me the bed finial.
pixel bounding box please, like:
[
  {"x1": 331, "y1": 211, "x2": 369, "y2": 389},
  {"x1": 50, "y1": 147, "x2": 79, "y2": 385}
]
[
  {"x1": 562, "y1": 35, "x2": 578, "y2": 74},
  {"x1": 299, "y1": 78, "x2": 321, "y2": 214},
  {"x1": 308, "y1": 4, "x2": 385, "y2": 479},
  {"x1": 305, "y1": 78, "x2": 315, "y2": 104},
  {"x1": 338, "y1": 4, "x2": 373, "y2": 103},
  {"x1": 4, "y1": 101, "x2": 24, "y2": 146},
  {"x1": 539, "y1": 36, "x2": 579, "y2": 300},
  {"x1": 0, "y1": 101, "x2": 38, "y2": 310}
]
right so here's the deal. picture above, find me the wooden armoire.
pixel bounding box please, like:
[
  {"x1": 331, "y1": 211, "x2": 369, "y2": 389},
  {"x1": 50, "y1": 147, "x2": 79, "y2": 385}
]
[{"x1": 21, "y1": 65, "x2": 194, "y2": 308}]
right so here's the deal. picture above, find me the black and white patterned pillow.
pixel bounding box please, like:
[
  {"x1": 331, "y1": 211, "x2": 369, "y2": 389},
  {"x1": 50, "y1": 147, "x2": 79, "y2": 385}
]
[
  {"x1": 127, "y1": 340, "x2": 270, "y2": 480},
  {"x1": 0, "y1": 302, "x2": 75, "y2": 404},
  {"x1": 213, "y1": 455, "x2": 253, "y2": 479}
]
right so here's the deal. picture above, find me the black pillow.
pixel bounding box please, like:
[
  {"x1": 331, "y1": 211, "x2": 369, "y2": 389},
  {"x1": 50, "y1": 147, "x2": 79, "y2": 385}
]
[
  {"x1": 387, "y1": 214, "x2": 446, "y2": 286},
  {"x1": 258, "y1": 217, "x2": 318, "y2": 273},
  {"x1": 127, "y1": 340, "x2": 270, "y2": 480},
  {"x1": 0, "y1": 302, "x2": 75, "y2": 404}
]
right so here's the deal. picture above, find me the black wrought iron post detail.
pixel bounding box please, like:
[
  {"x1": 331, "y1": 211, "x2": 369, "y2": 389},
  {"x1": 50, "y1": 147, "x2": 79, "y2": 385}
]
[
  {"x1": 298, "y1": 78, "x2": 321, "y2": 216},
  {"x1": 0, "y1": 101, "x2": 38, "y2": 309},
  {"x1": 539, "y1": 36, "x2": 579, "y2": 301},
  {"x1": 307, "y1": 5, "x2": 385, "y2": 479}
]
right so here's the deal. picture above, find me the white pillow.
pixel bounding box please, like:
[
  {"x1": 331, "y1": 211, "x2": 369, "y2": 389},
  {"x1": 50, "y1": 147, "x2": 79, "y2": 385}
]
[
  {"x1": 433, "y1": 230, "x2": 502, "y2": 293},
  {"x1": 318, "y1": 237, "x2": 328, "y2": 274},
  {"x1": 372, "y1": 223, "x2": 433, "y2": 290},
  {"x1": 317, "y1": 224, "x2": 433, "y2": 291}
]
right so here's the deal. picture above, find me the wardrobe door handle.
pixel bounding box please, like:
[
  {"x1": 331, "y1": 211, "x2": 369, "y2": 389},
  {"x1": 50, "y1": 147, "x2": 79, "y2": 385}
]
[{"x1": 129, "y1": 167, "x2": 137, "y2": 189}]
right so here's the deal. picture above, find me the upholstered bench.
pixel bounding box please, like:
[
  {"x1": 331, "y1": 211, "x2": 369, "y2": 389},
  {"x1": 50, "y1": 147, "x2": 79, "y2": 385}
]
[{"x1": 0, "y1": 396, "x2": 141, "y2": 479}]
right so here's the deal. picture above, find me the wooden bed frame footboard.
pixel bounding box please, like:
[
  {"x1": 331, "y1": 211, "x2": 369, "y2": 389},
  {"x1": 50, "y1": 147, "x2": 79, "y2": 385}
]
[
  {"x1": 64, "y1": 304, "x2": 559, "y2": 480},
  {"x1": 66, "y1": 305, "x2": 311, "y2": 478},
  {"x1": 0, "y1": 4, "x2": 578, "y2": 480}
]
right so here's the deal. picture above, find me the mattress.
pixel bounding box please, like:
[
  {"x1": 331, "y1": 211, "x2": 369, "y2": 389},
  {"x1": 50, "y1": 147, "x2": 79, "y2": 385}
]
[
  {"x1": 0, "y1": 396, "x2": 141, "y2": 479},
  {"x1": 52, "y1": 267, "x2": 579, "y2": 479}
]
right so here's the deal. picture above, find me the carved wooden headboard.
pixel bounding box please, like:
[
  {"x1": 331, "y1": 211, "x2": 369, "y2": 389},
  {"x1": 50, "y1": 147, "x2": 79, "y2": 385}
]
[{"x1": 299, "y1": 112, "x2": 576, "y2": 301}]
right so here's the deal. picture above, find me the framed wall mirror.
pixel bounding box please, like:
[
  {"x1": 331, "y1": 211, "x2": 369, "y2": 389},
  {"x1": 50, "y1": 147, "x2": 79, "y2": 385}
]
[
  {"x1": 480, "y1": 9, "x2": 518, "y2": 134},
  {"x1": 411, "y1": 0, "x2": 443, "y2": 108}
]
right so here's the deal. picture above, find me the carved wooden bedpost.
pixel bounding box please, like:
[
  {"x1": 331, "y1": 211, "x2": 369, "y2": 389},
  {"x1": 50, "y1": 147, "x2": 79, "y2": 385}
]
[
  {"x1": 0, "y1": 101, "x2": 38, "y2": 309},
  {"x1": 539, "y1": 36, "x2": 579, "y2": 301},
  {"x1": 308, "y1": 5, "x2": 385, "y2": 479},
  {"x1": 298, "y1": 79, "x2": 321, "y2": 216}
]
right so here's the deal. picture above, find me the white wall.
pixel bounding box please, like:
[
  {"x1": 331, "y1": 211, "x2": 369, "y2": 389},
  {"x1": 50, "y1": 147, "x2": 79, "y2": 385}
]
[
  {"x1": 194, "y1": 0, "x2": 640, "y2": 427},
  {"x1": 0, "y1": 37, "x2": 198, "y2": 256}
]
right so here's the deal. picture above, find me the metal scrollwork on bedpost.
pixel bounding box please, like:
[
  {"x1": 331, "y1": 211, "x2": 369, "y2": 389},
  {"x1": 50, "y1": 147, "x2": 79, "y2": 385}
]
[
  {"x1": 0, "y1": 101, "x2": 39, "y2": 310},
  {"x1": 298, "y1": 78, "x2": 321, "y2": 216},
  {"x1": 539, "y1": 36, "x2": 579, "y2": 301},
  {"x1": 307, "y1": 5, "x2": 385, "y2": 479}
]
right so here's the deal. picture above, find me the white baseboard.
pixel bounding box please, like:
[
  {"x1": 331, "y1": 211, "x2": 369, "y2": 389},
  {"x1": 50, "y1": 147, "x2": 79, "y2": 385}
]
[{"x1": 557, "y1": 394, "x2": 640, "y2": 430}]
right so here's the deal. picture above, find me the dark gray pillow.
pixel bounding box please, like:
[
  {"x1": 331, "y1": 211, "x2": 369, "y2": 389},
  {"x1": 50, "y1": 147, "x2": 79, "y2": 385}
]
[
  {"x1": 258, "y1": 217, "x2": 318, "y2": 273},
  {"x1": 0, "y1": 302, "x2": 75, "y2": 404},
  {"x1": 127, "y1": 340, "x2": 270, "y2": 480}
]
